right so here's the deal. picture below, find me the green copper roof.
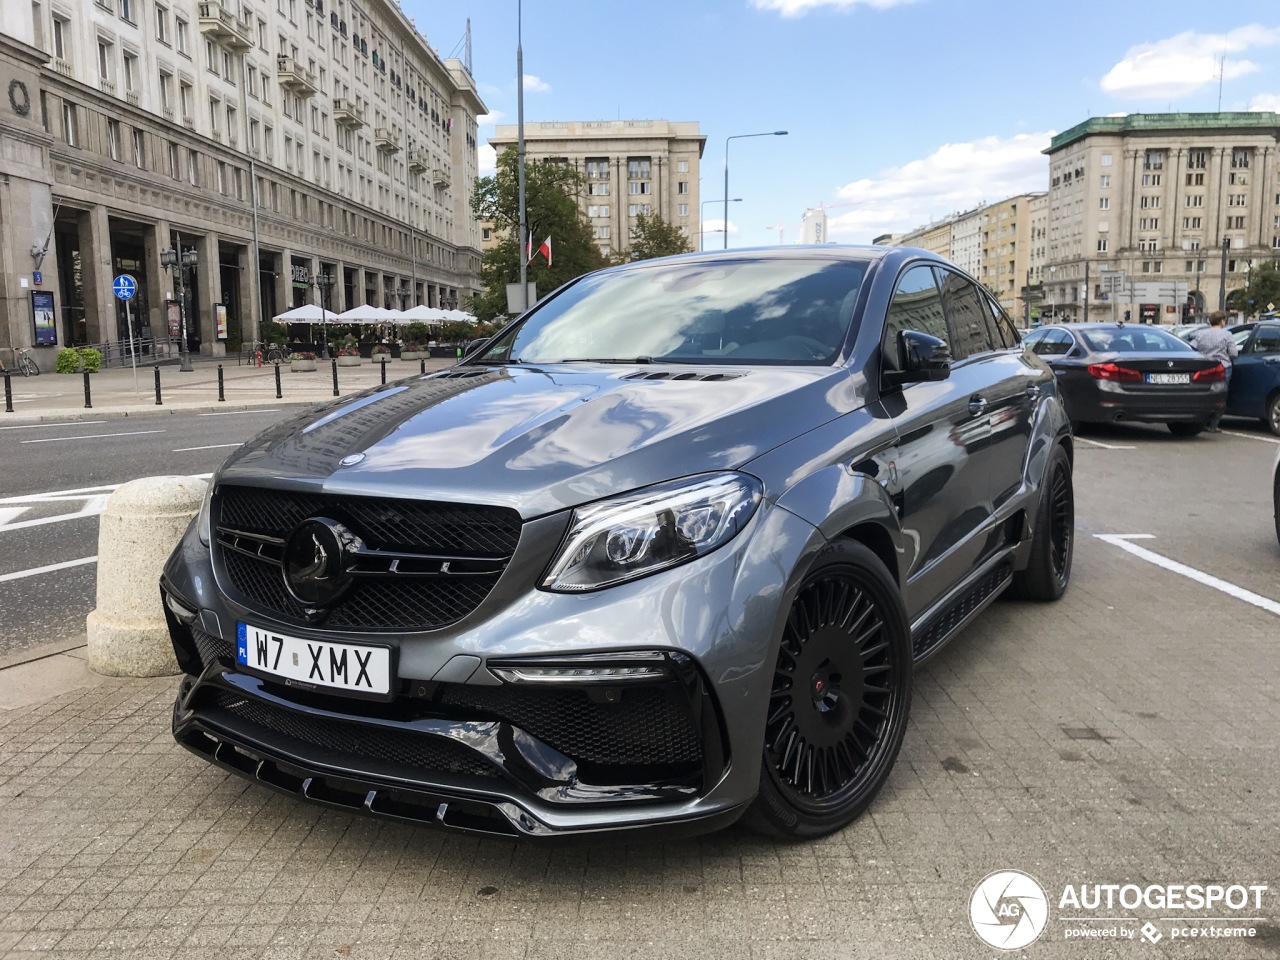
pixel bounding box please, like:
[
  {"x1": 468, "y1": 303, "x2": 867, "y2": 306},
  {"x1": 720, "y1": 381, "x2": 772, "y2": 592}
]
[{"x1": 1047, "y1": 112, "x2": 1280, "y2": 153}]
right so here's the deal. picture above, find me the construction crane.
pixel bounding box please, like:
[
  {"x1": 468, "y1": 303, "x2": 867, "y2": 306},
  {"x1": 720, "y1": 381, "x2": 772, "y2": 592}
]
[
  {"x1": 768, "y1": 198, "x2": 866, "y2": 245},
  {"x1": 764, "y1": 221, "x2": 802, "y2": 244}
]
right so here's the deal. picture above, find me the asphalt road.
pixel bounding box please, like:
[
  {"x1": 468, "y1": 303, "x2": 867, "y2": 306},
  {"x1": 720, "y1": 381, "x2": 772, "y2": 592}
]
[
  {"x1": 1, "y1": 410, "x2": 1277, "y2": 663},
  {"x1": 0, "y1": 409, "x2": 290, "y2": 659}
]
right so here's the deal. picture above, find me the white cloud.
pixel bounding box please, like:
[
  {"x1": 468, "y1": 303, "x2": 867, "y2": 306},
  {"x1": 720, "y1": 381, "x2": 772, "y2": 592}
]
[
  {"x1": 522, "y1": 74, "x2": 550, "y2": 93},
  {"x1": 478, "y1": 144, "x2": 497, "y2": 177},
  {"x1": 827, "y1": 132, "x2": 1053, "y2": 244},
  {"x1": 1248, "y1": 93, "x2": 1280, "y2": 111},
  {"x1": 750, "y1": 0, "x2": 916, "y2": 15},
  {"x1": 477, "y1": 110, "x2": 505, "y2": 128},
  {"x1": 1100, "y1": 26, "x2": 1280, "y2": 100}
]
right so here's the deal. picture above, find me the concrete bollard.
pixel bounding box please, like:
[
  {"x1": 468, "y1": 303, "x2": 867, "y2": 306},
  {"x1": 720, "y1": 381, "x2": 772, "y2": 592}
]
[{"x1": 86, "y1": 476, "x2": 208, "y2": 677}]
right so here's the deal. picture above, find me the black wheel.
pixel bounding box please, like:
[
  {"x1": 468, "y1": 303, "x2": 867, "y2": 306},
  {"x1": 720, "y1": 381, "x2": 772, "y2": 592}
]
[
  {"x1": 745, "y1": 539, "x2": 912, "y2": 839},
  {"x1": 1265, "y1": 394, "x2": 1280, "y2": 437},
  {"x1": 19, "y1": 356, "x2": 38, "y2": 377},
  {"x1": 1009, "y1": 443, "x2": 1073, "y2": 601},
  {"x1": 1168, "y1": 422, "x2": 1204, "y2": 437}
]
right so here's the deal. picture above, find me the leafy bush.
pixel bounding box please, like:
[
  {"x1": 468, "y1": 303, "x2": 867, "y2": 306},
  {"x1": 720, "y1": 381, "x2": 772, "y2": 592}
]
[
  {"x1": 337, "y1": 347, "x2": 360, "y2": 357},
  {"x1": 402, "y1": 322, "x2": 429, "y2": 344},
  {"x1": 55, "y1": 348, "x2": 81, "y2": 374},
  {"x1": 79, "y1": 348, "x2": 102, "y2": 373},
  {"x1": 260, "y1": 319, "x2": 287, "y2": 344},
  {"x1": 371, "y1": 344, "x2": 392, "y2": 355},
  {"x1": 401, "y1": 342, "x2": 423, "y2": 352},
  {"x1": 289, "y1": 351, "x2": 316, "y2": 361}
]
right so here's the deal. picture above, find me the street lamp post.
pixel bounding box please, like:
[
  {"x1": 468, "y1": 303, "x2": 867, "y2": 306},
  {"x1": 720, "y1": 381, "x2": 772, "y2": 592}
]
[
  {"x1": 1219, "y1": 237, "x2": 1230, "y2": 313},
  {"x1": 314, "y1": 271, "x2": 335, "y2": 358},
  {"x1": 701, "y1": 198, "x2": 741, "y2": 251},
  {"x1": 160, "y1": 245, "x2": 197, "y2": 372},
  {"x1": 724, "y1": 131, "x2": 787, "y2": 250}
]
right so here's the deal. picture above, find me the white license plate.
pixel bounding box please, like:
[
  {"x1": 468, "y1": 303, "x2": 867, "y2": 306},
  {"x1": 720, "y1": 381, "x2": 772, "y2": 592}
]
[
  {"x1": 236, "y1": 623, "x2": 392, "y2": 696},
  {"x1": 1146, "y1": 372, "x2": 1190, "y2": 384}
]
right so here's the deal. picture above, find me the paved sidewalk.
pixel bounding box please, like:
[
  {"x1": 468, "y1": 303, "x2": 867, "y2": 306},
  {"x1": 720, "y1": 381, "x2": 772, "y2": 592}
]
[{"x1": 1, "y1": 355, "x2": 458, "y2": 424}]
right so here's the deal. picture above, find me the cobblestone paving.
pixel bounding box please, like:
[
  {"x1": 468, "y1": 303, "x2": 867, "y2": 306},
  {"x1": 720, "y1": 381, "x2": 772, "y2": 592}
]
[{"x1": 2, "y1": 532, "x2": 1278, "y2": 957}]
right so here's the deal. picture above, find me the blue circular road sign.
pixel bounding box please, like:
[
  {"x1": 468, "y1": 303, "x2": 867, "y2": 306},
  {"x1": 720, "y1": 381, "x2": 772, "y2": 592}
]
[{"x1": 113, "y1": 274, "x2": 137, "y2": 300}]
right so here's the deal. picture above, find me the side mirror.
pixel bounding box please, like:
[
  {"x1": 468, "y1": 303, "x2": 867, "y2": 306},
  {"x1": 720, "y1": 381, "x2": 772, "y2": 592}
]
[
  {"x1": 884, "y1": 330, "x2": 952, "y2": 386},
  {"x1": 461, "y1": 337, "x2": 491, "y2": 360}
]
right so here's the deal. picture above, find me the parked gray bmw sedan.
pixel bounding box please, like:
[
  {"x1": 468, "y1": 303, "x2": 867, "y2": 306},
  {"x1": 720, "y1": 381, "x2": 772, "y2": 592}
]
[{"x1": 161, "y1": 246, "x2": 1074, "y2": 841}]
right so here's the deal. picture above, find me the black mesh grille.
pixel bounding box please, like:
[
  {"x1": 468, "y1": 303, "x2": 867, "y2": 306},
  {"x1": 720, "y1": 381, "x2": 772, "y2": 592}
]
[
  {"x1": 205, "y1": 689, "x2": 499, "y2": 780},
  {"x1": 193, "y1": 628, "x2": 233, "y2": 668},
  {"x1": 214, "y1": 486, "x2": 521, "y2": 632},
  {"x1": 438, "y1": 684, "x2": 702, "y2": 767}
]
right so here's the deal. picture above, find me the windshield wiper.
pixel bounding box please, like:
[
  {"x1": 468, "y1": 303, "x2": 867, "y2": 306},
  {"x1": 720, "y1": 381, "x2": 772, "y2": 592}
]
[{"x1": 551, "y1": 356, "x2": 655, "y2": 364}]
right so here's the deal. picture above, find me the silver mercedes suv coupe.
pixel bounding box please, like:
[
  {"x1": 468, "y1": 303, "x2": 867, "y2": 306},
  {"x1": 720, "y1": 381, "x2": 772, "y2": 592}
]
[{"x1": 161, "y1": 246, "x2": 1074, "y2": 841}]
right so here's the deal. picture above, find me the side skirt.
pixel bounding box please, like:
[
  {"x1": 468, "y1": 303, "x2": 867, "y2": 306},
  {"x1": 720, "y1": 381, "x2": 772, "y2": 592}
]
[{"x1": 909, "y1": 549, "x2": 1016, "y2": 665}]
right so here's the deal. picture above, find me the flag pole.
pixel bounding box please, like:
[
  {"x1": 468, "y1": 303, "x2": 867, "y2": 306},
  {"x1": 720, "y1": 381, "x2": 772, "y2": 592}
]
[{"x1": 516, "y1": 0, "x2": 528, "y2": 313}]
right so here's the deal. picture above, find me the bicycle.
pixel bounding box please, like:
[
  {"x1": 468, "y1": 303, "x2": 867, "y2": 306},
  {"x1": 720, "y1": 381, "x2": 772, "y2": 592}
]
[
  {"x1": 264, "y1": 343, "x2": 288, "y2": 365},
  {"x1": 7, "y1": 347, "x2": 39, "y2": 377}
]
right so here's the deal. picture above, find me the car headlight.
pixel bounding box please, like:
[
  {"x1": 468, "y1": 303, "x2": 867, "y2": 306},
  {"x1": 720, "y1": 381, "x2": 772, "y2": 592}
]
[
  {"x1": 196, "y1": 481, "x2": 215, "y2": 545},
  {"x1": 541, "y1": 472, "x2": 763, "y2": 592}
]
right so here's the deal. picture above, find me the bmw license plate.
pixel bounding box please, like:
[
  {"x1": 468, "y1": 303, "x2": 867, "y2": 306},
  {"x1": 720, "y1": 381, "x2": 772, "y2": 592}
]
[
  {"x1": 236, "y1": 623, "x2": 392, "y2": 697},
  {"x1": 1146, "y1": 372, "x2": 1190, "y2": 384}
]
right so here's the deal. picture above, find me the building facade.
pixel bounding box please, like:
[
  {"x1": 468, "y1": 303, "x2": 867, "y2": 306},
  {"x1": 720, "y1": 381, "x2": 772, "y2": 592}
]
[
  {"x1": 1043, "y1": 112, "x2": 1280, "y2": 323},
  {"x1": 488, "y1": 120, "x2": 706, "y2": 258},
  {"x1": 0, "y1": 0, "x2": 485, "y2": 362},
  {"x1": 799, "y1": 206, "x2": 827, "y2": 244}
]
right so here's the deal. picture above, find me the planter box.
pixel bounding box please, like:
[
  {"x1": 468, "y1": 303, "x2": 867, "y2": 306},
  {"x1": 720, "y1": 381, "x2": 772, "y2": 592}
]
[
  {"x1": 290, "y1": 360, "x2": 317, "y2": 372},
  {"x1": 336, "y1": 355, "x2": 361, "y2": 367},
  {"x1": 370, "y1": 353, "x2": 393, "y2": 364},
  {"x1": 400, "y1": 351, "x2": 424, "y2": 361}
]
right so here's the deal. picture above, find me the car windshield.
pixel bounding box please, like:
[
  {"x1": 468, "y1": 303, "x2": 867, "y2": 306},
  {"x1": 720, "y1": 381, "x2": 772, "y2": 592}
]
[
  {"x1": 477, "y1": 258, "x2": 867, "y2": 365},
  {"x1": 1080, "y1": 328, "x2": 1194, "y2": 353}
]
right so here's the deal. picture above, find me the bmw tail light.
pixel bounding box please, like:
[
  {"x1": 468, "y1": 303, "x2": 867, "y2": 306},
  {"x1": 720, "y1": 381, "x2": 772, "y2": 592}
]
[
  {"x1": 1087, "y1": 362, "x2": 1143, "y2": 383},
  {"x1": 1192, "y1": 364, "x2": 1226, "y2": 382}
]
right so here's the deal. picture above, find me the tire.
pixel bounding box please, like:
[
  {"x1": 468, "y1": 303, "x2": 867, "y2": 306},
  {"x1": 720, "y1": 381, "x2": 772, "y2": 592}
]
[
  {"x1": 1009, "y1": 443, "x2": 1074, "y2": 601},
  {"x1": 744, "y1": 539, "x2": 912, "y2": 839},
  {"x1": 1266, "y1": 394, "x2": 1280, "y2": 438},
  {"x1": 1168, "y1": 422, "x2": 1204, "y2": 437},
  {"x1": 19, "y1": 356, "x2": 38, "y2": 377}
]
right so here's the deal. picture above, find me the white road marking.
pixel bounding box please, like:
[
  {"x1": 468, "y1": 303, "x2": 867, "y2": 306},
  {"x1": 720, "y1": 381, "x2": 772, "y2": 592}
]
[
  {"x1": 1222, "y1": 430, "x2": 1280, "y2": 444},
  {"x1": 1095, "y1": 534, "x2": 1280, "y2": 618},
  {"x1": 198, "y1": 409, "x2": 280, "y2": 416},
  {"x1": 0, "y1": 484, "x2": 121, "y2": 504},
  {"x1": 0, "y1": 555, "x2": 97, "y2": 583},
  {"x1": 0, "y1": 420, "x2": 107, "y2": 431},
  {"x1": 1075, "y1": 437, "x2": 1137, "y2": 450},
  {"x1": 20, "y1": 430, "x2": 166, "y2": 444},
  {"x1": 173, "y1": 443, "x2": 242, "y2": 452}
]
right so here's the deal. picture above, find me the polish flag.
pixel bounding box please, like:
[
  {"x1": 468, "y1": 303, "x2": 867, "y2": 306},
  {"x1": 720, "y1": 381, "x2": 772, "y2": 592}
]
[{"x1": 537, "y1": 236, "x2": 552, "y2": 267}]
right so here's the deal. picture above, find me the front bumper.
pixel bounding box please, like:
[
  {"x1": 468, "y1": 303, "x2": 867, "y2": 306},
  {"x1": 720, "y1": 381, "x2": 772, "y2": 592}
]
[{"x1": 161, "y1": 497, "x2": 825, "y2": 840}]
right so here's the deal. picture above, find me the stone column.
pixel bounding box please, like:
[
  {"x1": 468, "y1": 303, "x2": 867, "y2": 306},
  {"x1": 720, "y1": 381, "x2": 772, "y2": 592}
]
[
  {"x1": 144, "y1": 220, "x2": 170, "y2": 338},
  {"x1": 79, "y1": 205, "x2": 114, "y2": 345},
  {"x1": 237, "y1": 244, "x2": 256, "y2": 345},
  {"x1": 334, "y1": 260, "x2": 348, "y2": 312},
  {"x1": 195, "y1": 231, "x2": 223, "y2": 356}
]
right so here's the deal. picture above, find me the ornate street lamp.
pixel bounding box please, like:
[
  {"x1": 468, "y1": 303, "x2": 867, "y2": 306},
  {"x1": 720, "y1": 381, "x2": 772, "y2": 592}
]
[
  {"x1": 314, "y1": 270, "x2": 335, "y2": 358},
  {"x1": 160, "y1": 245, "x2": 197, "y2": 371},
  {"x1": 395, "y1": 283, "x2": 411, "y2": 309}
]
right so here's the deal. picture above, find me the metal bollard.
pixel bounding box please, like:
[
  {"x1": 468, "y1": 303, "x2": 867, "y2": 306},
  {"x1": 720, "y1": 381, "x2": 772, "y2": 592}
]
[
  {"x1": 380, "y1": 357, "x2": 387, "y2": 385},
  {"x1": 419, "y1": 357, "x2": 426, "y2": 374},
  {"x1": 217, "y1": 364, "x2": 225, "y2": 401},
  {"x1": 154, "y1": 367, "x2": 162, "y2": 406},
  {"x1": 83, "y1": 369, "x2": 92, "y2": 409},
  {"x1": 3, "y1": 371, "x2": 12, "y2": 413},
  {"x1": 274, "y1": 362, "x2": 282, "y2": 399},
  {"x1": 331, "y1": 358, "x2": 339, "y2": 397}
]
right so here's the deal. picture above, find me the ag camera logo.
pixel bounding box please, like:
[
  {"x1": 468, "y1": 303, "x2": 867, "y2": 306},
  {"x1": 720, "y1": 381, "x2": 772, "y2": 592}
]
[{"x1": 970, "y1": 870, "x2": 1050, "y2": 950}]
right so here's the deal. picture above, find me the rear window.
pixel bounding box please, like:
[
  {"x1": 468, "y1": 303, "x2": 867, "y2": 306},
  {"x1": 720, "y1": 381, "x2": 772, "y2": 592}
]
[
  {"x1": 480, "y1": 258, "x2": 867, "y2": 365},
  {"x1": 1080, "y1": 328, "x2": 1193, "y2": 353}
]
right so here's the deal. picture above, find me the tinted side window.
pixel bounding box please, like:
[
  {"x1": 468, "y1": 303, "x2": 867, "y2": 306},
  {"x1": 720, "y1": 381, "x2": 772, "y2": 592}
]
[
  {"x1": 884, "y1": 265, "x2": 947, "y2": 349},
  {"x1": 983, "y1": 293, "x2": 1021, "y2": 349},
  {"x1": 1032, "y1": 329, "x2": 1074, "y2": 357},
  {"x1": 938, "y1": 269, "x2": 997, "y2": 360},
  {"x1": 1251, "y1": 326, "x2": 1280, "y2": 353}
]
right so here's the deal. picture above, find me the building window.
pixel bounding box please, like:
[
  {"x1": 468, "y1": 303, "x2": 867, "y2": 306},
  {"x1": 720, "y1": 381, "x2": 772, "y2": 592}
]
[
  {"x1": 1227, "y1": 215, "x2": 1246, "y2": 229},
  {"x1": 587, "y1": 204, "x2": 610, "y2": 218},
  {"x1": 158, "y1": 71, "x2": 172, "y2": 112},
  {"x1": 1138, "y1": 239, "x2": 1158, "y2": 252},
  {"x1": 132, "y1": 127, "x2": 145, "y2": 168},
  {"x1": 1188, "y1": 149, "x2": 1207, "y2": 169},
  {"x1": 107, "y1": 119, "x2": 121, "y2": 160},
  {"x1": 1185, "y1": 238, "x2": 1201, "y2": 251},
  {"x1": 1139, "y1": 195, "x2": 1160, "y2": 209},
  {"x1": 1228, "y1": 194, "x2": 1247, "y2": 207},
  {"x1": 234, "y1": 166, "x2": 244, "y2": 200},
  {"x1": 205, "y1": 39, "x2": 217, "y2": 72},
  {"x1": 179, "y1": 81, "x2": 192, "y2": 121},
  {"x1": 1099, "y1": 174, "x2": 1110, "y2": 188},
  {"x1": 216, "y1": 161, "x2": 227, "y2": 194},
  {"x1": 677, "y1": 181, "x2": 689, "y2": 194},
  {"x1": 481, "y1": 227, "x2": 491, "y2": 241},
  {"x1": 123, "y1": 52, "x2": 137, "y2": 92},
  {"x1": 588, "y1": 182, "x2": 609, "y2": 196},
  {"x1": 168, "y1": 141, "x2": 180, "y2": 178},
  {"x1": 1141, "y1": 173, "x2": 1161, "y2": 186},
  {"x1": 209, "y1": 97, "x2": 220, "y2": 137},
  {"x1": 1232, "y1": 147, "x2": 1251, "y2": 169},
  {"x1": 1096, "y1": 238, "x2": 1108, "y2": 252},
  {"x1": 593, "y1": 225, "x2": 611, "y2": 240},
  {"x1": 176, "y1": 17, "x2": 189, "y2": 55},
  {"x1": 628, "y1": 182, "x2": 651, "y2": 195},
  {"x1": 119, "y1": 0, "x2": 134, "y2": 21},
  {"x1": 1186, "y1": 194, "x2": 1204, "y2": 208},
  {"x1": 156, "y1": 4, "x2": 169, "y2": 43},
  {"x1": 1183, "y1": 216, "x2": 1202, "y2": 229},
  {"x1": 1143, "y1": 150, "x2": 1164, "y2": 170},
  {"x1": 1139, "y1": 217, "x2": 1159, "y2": 230},
  {"x1": 61, "y1": 101, "x2": 78, "y2": 146},
  {"x1": 585, "y1": 158, "x2": 610, "y2": 180},
  {"x1": 1100, "y1": 152, "x2": 1112, "y2": 166},
  {"x1": 1098, "y1": 197, "x2": 1109, "y2": 210},
  {"x1": 1229, "y1": 171, "x2": 1248, "y2": 185},
  {"x1": 678, "y1": 203, "x2": 688, "y2": 216},
  {"x1": 97, "y1": 39, "x2": 113, "y2": 83},
  {"x1": 627, "y1": 158, "x2": 650, "y2": 179},
  {"x1": 52, "y1": 15, "x2": 68, "y2": 59},
  {"x1": 188, "y1": 148, "x2": 199, "y2": 186},
  {"x1": 1186, "y1": 172, "x2": 1205, "y2": 186}
]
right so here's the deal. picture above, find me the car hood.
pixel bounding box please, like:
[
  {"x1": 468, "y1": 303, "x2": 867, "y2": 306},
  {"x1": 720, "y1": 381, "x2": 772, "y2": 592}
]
[{"x1": 218, "y1": 364, "x2": 864, "y2": 517}]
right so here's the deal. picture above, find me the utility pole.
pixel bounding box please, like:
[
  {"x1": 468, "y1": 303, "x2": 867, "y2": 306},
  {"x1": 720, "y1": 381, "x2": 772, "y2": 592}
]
[
  {"x1": 1083, "y1": 261, "x2": 1090, "y2": 323},
  {"x1": 1219, "y1": 237, "x2": 1229, "y2": 312}
]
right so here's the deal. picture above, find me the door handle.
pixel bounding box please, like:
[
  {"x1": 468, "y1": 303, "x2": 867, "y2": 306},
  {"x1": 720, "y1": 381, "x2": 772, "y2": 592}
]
[{"x1": 968, "y1": 395, "x2": 988, "y2": 415}]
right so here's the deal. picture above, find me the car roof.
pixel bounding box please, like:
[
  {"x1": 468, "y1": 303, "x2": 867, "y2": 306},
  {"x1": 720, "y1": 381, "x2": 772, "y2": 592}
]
[{"x1": 596, "y1": 244, "x2": 947, "y2": 277}]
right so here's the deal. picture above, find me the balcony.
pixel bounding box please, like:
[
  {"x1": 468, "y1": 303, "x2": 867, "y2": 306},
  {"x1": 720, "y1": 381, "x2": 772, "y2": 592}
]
[
  {"x1": 332, "y1": 97, "x2": 364, "y2": 128},
  {"x1": 407, "y1": 148, "x2": 428, "y2": 172},
  {"x1": 126, "y1": 90, "x2": 140, "y2": 106},
  {"x1": 53, "y1": 57, "x2": 72, "y2": 78},
  {"x1": 198, "y1": 1, "x2": 252, "y2": 51},
  {"x1": 374, "y1": 127, "x2": 399, "y2": 154},
  {"x1": 98, "y1": 77, "x2": 116, "y2": 96},
  {"x1": 276, "y1": 56, "x2": 318, "y2": 97},
  {"x1": 431, "y1": 168, "x2": 449, "y2": 188}
]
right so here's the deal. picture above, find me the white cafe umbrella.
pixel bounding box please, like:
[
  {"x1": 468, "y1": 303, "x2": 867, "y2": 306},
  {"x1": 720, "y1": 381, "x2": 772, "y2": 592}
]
[
  {"x1": 273, "y1": 304, "x2": 328, "y2": 322},
  {"x1": 398, "y1": 305, "x2": 448, "y2": 324}
]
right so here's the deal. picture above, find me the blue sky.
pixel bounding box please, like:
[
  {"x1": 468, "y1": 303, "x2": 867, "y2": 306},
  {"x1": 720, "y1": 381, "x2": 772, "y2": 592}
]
[{"x1": 403, "y1": 0, "x2": 1280, "y2": 248}]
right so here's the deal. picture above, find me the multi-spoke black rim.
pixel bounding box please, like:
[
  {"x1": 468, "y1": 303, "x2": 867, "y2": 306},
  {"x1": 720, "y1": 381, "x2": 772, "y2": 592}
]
[
  {"x1": 1048, "y1": 464, "x2": 1073, "y2": 580},
  {"x1": 765, "y1": 573, "x2": 898, "y2": 810}
]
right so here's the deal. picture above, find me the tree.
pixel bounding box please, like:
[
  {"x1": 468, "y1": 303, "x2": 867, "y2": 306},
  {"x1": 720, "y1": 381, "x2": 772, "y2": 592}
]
[
  {"x1": 624, "y1": 212, "x2": 694, "y2": 262},
  {"x1": 1236, "y1": 259, "x2": 1280, "y2": 316},
  {"x1": 470, "y1": 148, "x2": 605, "y2": 321}
]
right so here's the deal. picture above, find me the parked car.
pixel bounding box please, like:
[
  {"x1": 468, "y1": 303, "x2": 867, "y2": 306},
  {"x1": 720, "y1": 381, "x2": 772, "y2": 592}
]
[
  {"x1": 1225, "y1": 320, "x2": 1280, "y2": 435},
  {"x1": 1022, "y1": 323, "x2": 1227, "y2": 436},
  {"x1": 1171, "y1": 322, "x2": 1208, "y2": 342},
  {"x1": 161, "y1": 246, "x2": 1074, "y2": 841}
]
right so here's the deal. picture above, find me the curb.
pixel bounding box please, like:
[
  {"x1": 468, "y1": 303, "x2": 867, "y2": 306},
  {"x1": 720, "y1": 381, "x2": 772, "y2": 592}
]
[{"x1": 1, "y1": 397, "x2": 320, "y2": 425}]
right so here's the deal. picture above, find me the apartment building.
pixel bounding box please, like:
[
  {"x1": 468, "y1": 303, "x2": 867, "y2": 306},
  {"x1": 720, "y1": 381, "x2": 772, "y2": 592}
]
[
  {"x1": 0, "y1": 0, "x2": 485, "y2": 360},
  {"x1": 488, "y1": 120, "x2": 706, "y2": 258},
  {"x1": 1043, "y1": 111, "x2": 1280, "y2": 322}
]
